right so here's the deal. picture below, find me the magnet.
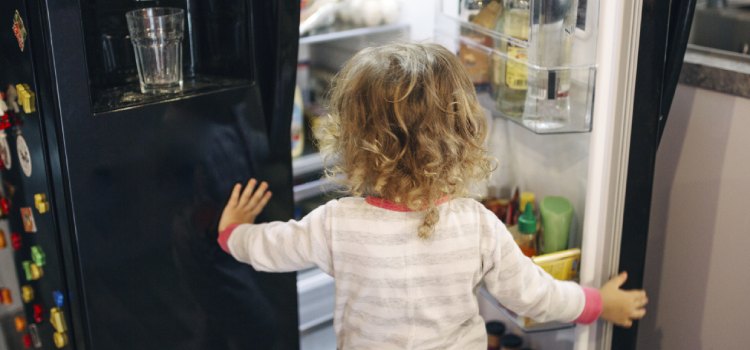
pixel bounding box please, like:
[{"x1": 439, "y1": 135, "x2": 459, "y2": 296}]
[
  {"x1": 53, "y1": 332, "x2": 68, "y2": 348},
  {"x1": 17, "y1": 134, "x2": 31, "y2": 177},
  {"x1": 52, "y1": 290, "x2": 64, "y2": 308},
  {"x1": 0, "y1": 133, "x2": 10, "y2": 169},
  {"x1": 0, "y1": 288, "x2": 11, "y2": 304},
  {"x1": 28, "y1": 323, "x2": 42, "y2": 348},
  {"x1": 11, "y1": 232, "x2": 22, "y2": 250},
  {"x1": 21, "y1": 207, "x2": 36, "y2": 233},
  {"x1": 15, "y1": 84, "x2": 35, "y2": 114},
  {"x1": 0, "y1": 114, "x2": 11, "y2": 130},
  {"x1": 15, "y1": 316, "x2": 26, "y2": 332},
  {"x1": 22, "y1": 333, "x2": 31, "y2": 348},
  {"x1": 0, "y1": 92, "x2": 7, "y2": 113},
  {"x1": 22, "y1": 285, "x2": 34, "y2": 303},
  {"x1": 1, "y1": 196, "x2": 10, "y2": 215},
  {"x1": 0, "y1": 229, "x2": 6, "y2": 248},
  {"x1": 50, "y1": 307, "x2": 67, "y2": 333},
  {"x1": 13, "y1": 10, "x2": 27, "y2": 52},
  {"x1": 32, "y1": 304, "x2": 43, "y2": 323},
  {"x1": 6, "y1": 85, "x2": 20, "y2": 113},
  {"x1": 30, "y1": 246, "x2": 45, "y2": 266},
  {"x1": 22, "y1": 261, "x2": 43, "y2": 281},
  {"x1": 34, "y1": 194, "x2": 49, "y2": 214}
]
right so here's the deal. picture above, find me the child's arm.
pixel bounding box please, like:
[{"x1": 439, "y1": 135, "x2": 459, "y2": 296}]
[
  {"x1": 217, "y1": 179, "x2": 333, "y2": 274},
  {"x1": 482, "y1": 213, "x2": 646, "y2": 327}
]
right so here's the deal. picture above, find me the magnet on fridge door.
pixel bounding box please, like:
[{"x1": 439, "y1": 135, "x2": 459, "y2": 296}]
[
  {"x1": 15, "y1": 84, "x2": 35, "y2": 114},
  {"x1": 16, "y1": 134, "x2": 31, "y2": 177},
  {"x1": 6, "y1": 85, "x2": 20, "y2": 114},
  {"x1": 52, "y1": 290, "x2": 64, "y2": 308},
  {"x1": 1, "y1": 196, "x2": 11, "y2": 216},
  {"x1": 53, "y1": 332, "x2": 68, "y2": 349},
  {"x1": 0, "y1": 115, "x2": 10, "y2": 130},
  {"x1": 50, "y1": 307, "x2": 67, "y2": 333},
  {"x1": 11, "y1": 232, "x2": 22, "y2": 250},
  {"x1": 32, "y1": 304, "x2": 43, "y2": 323},
  {"x1": 12, "y1": 10, "x2": 27, "y2": 52},
  {"x1": 28, "y1": 323, "x2": 42, "y2": 348},
  {"x1": 0, "y1": 287, "x2": 11, "y2": 304},
  {"x1": 22, "y1": 261, "x2": 43, "y2": 281},
  {"x1": 22, "y1": 333, "x2": 32, "y2": 348},
  {"x1": 15, "y1": 315, "x2": 26, "y2": 332},
  {"x1": 0, "y1": 229, "x2": 6, "y2": 248},
  {"x1": 22, "y1": 285, "x2": 34, "y2": 303},
  {"x1": 0, "y1": 133, "x2": 10, "y2": 170},
  {"x1": 34, "y1": 194, "x2": 49, "y2": 214},
  {"x1": 30, "y1": 246, "x2": 45, "y2": 266},
  {"x1": 21, "y1": 207, "x2": 36, "y2": 233}
]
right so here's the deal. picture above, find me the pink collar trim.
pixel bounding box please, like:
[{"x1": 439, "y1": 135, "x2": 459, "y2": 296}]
[{"x1": 364, "y1": 196, "x2": 451, "y2": 212}]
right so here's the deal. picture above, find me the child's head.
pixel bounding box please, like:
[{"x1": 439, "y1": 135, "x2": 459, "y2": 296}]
[{"x1": 317, "y1": 43, "x2": 493, "y2": 237}]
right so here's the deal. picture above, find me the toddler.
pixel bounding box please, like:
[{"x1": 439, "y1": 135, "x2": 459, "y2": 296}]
[{"x1": 217, "y1": 43, "x2": 647, "y2": 349}]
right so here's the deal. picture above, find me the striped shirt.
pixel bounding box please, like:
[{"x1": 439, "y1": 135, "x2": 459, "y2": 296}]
[{"x1": 220, "y1": 197, "x2": 600, "y2": 349}]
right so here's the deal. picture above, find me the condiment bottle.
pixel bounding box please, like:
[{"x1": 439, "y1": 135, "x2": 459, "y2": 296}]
[
  {"x1": 486, "y1": 321, "x2": 506, "y2": 350},
  {"x1": 517, "y1": 202, "x2": 537, "y2": 257}
]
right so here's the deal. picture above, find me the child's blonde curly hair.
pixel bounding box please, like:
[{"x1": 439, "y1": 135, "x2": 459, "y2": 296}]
[{"x1": 316, "y1": 42, "x2": 493, "y2": 238}]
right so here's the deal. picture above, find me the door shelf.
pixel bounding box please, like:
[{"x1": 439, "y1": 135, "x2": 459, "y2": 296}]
[
  {"x1": 435, "y1": 14, "x2": 596, "y2": 134},
  {"x1": 300, "y1": 22, "x2": 409, "y2": 46},
  {"x1": 293, "y1": 152, "x2": 325, "y2": 178},
  {"x1": 294, "y1": 177, "x2": 342, "y2": 203}
]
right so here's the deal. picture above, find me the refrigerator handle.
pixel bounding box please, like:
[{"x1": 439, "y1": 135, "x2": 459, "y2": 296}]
[{"x1": 657, "y1": 0, "x2": 697, "y2": 147}]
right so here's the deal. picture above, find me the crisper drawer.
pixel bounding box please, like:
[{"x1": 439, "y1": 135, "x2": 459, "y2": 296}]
[{"x1": 297, "y1": 267, "x2": 335, "y2": 332}]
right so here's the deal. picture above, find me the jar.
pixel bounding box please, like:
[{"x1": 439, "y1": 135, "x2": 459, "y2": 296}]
[
  {"x1": 501, "y1": 333, "x2": 524, "y2": 350},
  {"x1": 486, "y1": 321, "x2": 506, "y2": 350}
]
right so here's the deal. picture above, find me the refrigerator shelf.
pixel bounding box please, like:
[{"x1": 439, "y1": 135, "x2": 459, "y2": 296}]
[
  {"x1": 293, "y1": 152, "x2": 325, "y2": 178},
  {"x1": 294, "y1": 177, "x2": 342, "y2": 203},
  {"x1": 91, "y1": 75, "x2": 251, "y2": 114},
  {"x1": 300, "y1": 22, "x2": 409, "y2": 46},
  {"x1": 435, "y1": 13, "x2": 596, "y2": 134}
]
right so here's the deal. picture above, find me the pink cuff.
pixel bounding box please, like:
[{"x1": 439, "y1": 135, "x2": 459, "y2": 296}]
[
  {"x1": 575, "y1": 287, "x2": 603, "y2": 324},
  {"x1": 218, "y1": 223, "x2": 240, "y2": 254}
]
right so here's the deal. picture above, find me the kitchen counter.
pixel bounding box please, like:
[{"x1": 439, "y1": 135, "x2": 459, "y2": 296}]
[{"x1": 679, "y1": 46, "x2": 750, "y2": 98}]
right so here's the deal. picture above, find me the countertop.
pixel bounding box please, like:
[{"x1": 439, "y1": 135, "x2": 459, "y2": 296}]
[{"x1": 679, "y1": 45, "x2": 750, "y2": 99}]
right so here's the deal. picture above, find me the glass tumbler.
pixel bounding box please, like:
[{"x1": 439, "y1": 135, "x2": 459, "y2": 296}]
[{"x1": 126, "y1": 7, "x2": 184, "y2": 94}]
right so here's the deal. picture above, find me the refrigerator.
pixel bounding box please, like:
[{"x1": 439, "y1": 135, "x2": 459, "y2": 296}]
[
  {"x1": 0, "y1": 0, "x2": 300, "y2": 349},
  {"x1": 431, "y1": 0, "x2": 697, "y2": 349}
]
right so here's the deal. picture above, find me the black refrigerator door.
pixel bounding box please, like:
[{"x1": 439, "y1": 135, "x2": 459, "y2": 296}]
[
  {"x1": 31, "y1": 0, "x2": 300, "y2": 349},
  {"x1": 615, "y1": 0, "x2": 696, "y2": 349},
  {"x1": 0, "y1": 2, "x2": 77, "y2": 349}
]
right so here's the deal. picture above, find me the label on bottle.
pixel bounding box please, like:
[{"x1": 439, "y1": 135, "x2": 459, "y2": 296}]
[{"x1": 505, "y1": 46, "x2": 527, "y2": 90}]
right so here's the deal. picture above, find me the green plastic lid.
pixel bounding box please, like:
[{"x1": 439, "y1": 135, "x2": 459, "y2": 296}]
[{"x1": 518, "y1": 202, "x2": 536, "y2": 234}]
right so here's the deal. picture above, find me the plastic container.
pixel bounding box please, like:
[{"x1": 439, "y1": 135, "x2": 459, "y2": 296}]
[{"x1": 539, "y1": 196, "x2": 573, "y2": 254}]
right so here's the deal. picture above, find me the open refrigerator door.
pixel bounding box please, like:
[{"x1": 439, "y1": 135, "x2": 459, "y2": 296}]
[{"x1": 434, "y1": 0, "x2": 644, "y2": 349}]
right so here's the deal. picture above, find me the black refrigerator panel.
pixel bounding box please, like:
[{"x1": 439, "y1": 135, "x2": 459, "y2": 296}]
[
  {"x1": 0, "y1": 2, "x2": 74, "y2": 350},
  {"x1": 0, "y1": 0, "x2": 301, "y2": 349},
  {"x1": 615, "y1": 0, "x2": 695, "y2": 348}
]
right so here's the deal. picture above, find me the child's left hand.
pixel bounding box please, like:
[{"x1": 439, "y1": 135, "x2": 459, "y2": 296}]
[{"x1": 218, "y1": 178, "x2": 272, "y2": 233}]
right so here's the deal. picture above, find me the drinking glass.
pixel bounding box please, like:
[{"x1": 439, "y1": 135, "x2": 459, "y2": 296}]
[{"x1": 126, "y1": 7, "x2": 184, "y2": 94}]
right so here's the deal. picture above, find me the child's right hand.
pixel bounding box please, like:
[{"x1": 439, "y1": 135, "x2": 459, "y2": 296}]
[{"x1": 599, "y1": 272, "x2": 648, "y2": 328}]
